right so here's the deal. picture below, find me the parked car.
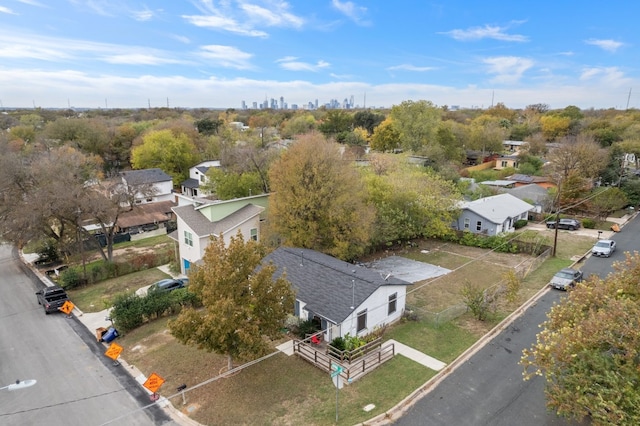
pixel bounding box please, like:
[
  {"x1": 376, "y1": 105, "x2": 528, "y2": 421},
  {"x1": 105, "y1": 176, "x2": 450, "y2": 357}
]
[
  {"x1": 545, "y1": 218, "x2": 581, "y2": 230},
  {"x1": 549, "y1": 268, "x2": 583, "y2": 290},
  {"x1": 36, "y1": 285, "x2": 69, "y2": 314},
  {"x1": 592, "y1": 239, "x2": 616, "y2": 257},
  {"x1": 147, "y1": 278, "x2": 188, "y2": 294}
]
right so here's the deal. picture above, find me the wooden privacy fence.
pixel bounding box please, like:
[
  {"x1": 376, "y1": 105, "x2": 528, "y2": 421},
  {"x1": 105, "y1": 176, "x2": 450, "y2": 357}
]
[{"x1": 293, "y1": 339, "x2": 395, "y2": 383}]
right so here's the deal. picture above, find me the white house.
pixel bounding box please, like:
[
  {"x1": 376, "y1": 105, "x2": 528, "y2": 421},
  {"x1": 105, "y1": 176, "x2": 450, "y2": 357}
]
[
  {"x1": 120, "y1": 168, "x2": 173, "y2": 204},
  {"x1": 171, "y1": 194, "x2": 270, "y2": 274},
  {"x1": 453, "y1": 193, "x2": 534, "y2": 236},
  {"x1": 180, "y1": 160, "x2": 221, "y2": 198},
  {"x1": 264, "y1": 247, "x2": 412, "y2": 341}
]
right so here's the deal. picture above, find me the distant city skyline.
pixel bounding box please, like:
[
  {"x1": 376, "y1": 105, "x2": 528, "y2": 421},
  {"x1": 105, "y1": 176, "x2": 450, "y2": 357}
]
[{"x1": 1, "y1": 1, "x2": 639, "y2": 110}]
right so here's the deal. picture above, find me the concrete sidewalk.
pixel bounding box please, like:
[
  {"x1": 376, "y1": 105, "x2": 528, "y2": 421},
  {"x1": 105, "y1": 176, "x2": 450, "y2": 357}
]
[{"x1": 385, "y1": 339, "x2": 447, "y2": 371}]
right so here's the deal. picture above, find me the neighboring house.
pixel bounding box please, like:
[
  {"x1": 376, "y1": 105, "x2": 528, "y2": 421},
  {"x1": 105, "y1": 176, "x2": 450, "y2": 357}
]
[
  {"x1": 180, "y1": 160, "x2": 221, "y2": 198},
  {"x1": 120, "y1": 168, "x2": 174, "y2": 204},
  {"x1": 170, "y1": 194, "x2": 269, "y2": 274},
  {"x1": 502, "y1": 183, "x2": 552, "y2": 215},
  {"x1": 479, "y1": 180, "x2": 516, "y2": 189},
  {"x1": 116, "y1": 200, "x2": 176, "y2": 235},
  {"x1": 453, "y1": 193, "x2": 534, "y2": 236},
  {"x1": 502, "y1": 140, "x2": 527, "y2": 153},
  {"x1": 494, "y1": 155, "x2": 519, "y2": 170},
  {"x1": 504, "y1": 174, "x2": 556, "y2": 189},
  {"x1": 264, "y1": 247, "x2": 412, "y2": 341}
]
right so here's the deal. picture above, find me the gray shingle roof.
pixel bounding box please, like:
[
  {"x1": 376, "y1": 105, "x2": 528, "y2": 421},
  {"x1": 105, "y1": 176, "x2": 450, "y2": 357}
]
[
  {"x1": 172, "y1": 203, "x2": 264, "y2": 238},
  {"x1": 121, "y1": 168, "x2": 172, "y2": 185},
  {"x1": 181, "y1": 178, "x2": 199, "y2": 189},
  {"x1": 264, "y1": 247, "x2": 411, "y2": 324},
  {"x1": 461, "y1": 193, "x2": 533, "y2": 224}
]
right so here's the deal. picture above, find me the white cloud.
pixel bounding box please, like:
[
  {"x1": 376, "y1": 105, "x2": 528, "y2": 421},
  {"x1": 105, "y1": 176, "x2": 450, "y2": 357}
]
[
  {"x1": 196, "y1": 45, "x2": 254, "y2": 69},
  {"x1": 240, "y1": 3, "x2": 304, "y2": 28},
  {"x1": 585, "y1": 39, "x2": 623, "y2": 53},
  {"x1": 331, "y1": 0, "x2": 370, "y2": 26},
  {"x1": 102, "y1": 54, "x2": 185, "y2": 65},
  {"x1": 0, "y1": 6, "x2": 16, "y2": 14},
  {"x1": 278, "y1": 58, "x2": 330, "y2": 72},
  {"x1": 387, "y1": 64, "x2": 436, "y2": 72},
  {"x1": 131, "y1": 8, "x2": 155, "y2": 22},
  {"x1": 483, "y1": 56, "x2": 534, "y2": 84},
  {"x1": 580, "y1": 66, "x2": 630, "y2": 87},
  {"x1": 441, "y1": 24, "x2": 528, "y2": 42},
  {"x1": 182, "y1": 14, "x2": 268, "y2": 37}
]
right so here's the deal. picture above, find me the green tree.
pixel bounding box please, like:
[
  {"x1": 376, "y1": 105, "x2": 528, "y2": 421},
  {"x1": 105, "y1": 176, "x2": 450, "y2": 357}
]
[
  {"x1": 353, "y1": 110, "x2": 385, "y2": 135},
  {"x1": 280, "y1": 113, "x2": 317, "y2": 138},
  {"x1": 268, "y1": 132, "x2": 374, "y2": 260},
  {"x1": 588, "y1": 187, "x2": 628, "y2": 220},
  {"x1": 169, "y1": 232, "x2": 295, "y2": 371},
  {"x1": 389, "y1": 100, "x2": 442, "y2": 152},
  {"x1": 317, "y1": 110, "x2": 354, "y2": 139},
  {"x1": 362, "y1": 156, "x2": 462, "y2": 246},
  {"x1": 205, "y1": 167, "x2": 264, "y2": 200},
  {"x1": 131, "y1": 129, "x2": 200, "y2": 184},
  {"x1": 522, "y1": 253, "x2": 640, "y2": 425}
]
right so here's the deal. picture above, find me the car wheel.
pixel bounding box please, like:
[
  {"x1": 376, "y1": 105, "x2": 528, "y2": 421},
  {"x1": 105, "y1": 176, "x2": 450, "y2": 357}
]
[
  {"x1": 547, "y1": 224, "x2": 553, "y2": 229},
  {"x1": 569, "y1": 226, "x2": 575, "y2": 230},
  {"x1": 44, "y1": 309, "x2": 49, "y2": 315}
]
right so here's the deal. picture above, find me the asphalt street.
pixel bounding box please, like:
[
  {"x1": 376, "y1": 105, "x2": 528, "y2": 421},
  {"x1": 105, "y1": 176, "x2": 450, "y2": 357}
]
[{"x1": 0, "y1": 244, "x2": 174, "y2": 426}]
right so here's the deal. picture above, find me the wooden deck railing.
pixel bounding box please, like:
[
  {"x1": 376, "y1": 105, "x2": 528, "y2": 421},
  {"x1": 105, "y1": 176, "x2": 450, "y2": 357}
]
[{"x1": 293, "y1": 339, "x2": 395, "y2": 382}]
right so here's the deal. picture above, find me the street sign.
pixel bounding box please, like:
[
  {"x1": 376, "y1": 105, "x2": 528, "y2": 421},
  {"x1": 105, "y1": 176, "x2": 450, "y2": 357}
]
[
  {"x1": 104, "y1": 342, "x2": 123, "y2": 361},
  {"x1": 59, "y1": 300, "x2": 75, "y2": 315},
  {"x1": 143, "y1": 372, "x2": 165, "y2": 394},
  {"x1": 330, "y1": 363, "x2": 343, "y2": 378}
]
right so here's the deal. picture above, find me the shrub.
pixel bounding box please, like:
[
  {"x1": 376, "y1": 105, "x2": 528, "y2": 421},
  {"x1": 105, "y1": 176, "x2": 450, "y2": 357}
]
[
  {"x1": 514, "y1": 219, "x2": 528, "y2": 229},
  {"x1": 36, "y1": 238, "x2": 60, "y2": 263},
  {"x1": 330, "y1": 336, "x2": 346, "y2": 351},
  {"x1": 461, "y1": 281, "x2": 499, "y2": 321},
  {"x1": 296, "y1": 319, "x2": 319, "y2": 339},
  {"x1": 110, "y1": 293, "x2": 145, "y2": 332},
  {"x1": 60, "y1": 267, "x2": 82, "y2": 289},
  {"x1": 581, "y1": 218, "x2": 596, "y2": 229}
]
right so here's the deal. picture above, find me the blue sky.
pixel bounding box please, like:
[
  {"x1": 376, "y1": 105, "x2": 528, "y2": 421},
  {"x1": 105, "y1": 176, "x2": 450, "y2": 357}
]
[{"x1": 0, "y1": 0, "x2": 638, "y2": 110}]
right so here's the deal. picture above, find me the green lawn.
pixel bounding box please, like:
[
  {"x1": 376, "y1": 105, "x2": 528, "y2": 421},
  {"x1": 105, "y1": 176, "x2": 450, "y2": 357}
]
[
  {"x1": 67, "y1": 267, "x2": 170, "y2": 312},
  {"x1": 69, "y1": 230, "x2": 599, "y2": 424}
]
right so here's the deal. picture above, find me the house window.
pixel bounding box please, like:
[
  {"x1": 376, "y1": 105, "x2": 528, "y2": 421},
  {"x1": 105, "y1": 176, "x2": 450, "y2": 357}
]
[
  {"x1": 184, "y1": 231, "x2": 193, "y2": 247},
  {"x1": 501, "y1": 160, "x2": 508, "y2": 167},
  {"x1": 388, "y1": 293, "x2": 397, "y2": 315},
  {"x1": 464, "y1": 218, "x2": 470, "y2": 229},
  {"x1": 250, "y1": 228, "x2": 258, "y2": 241},
  {"x1": 357, "y1": 309, "x2": 367, "y2": 333},
  {"x1": 146, "y1": 197, "x2": 153, "y2": 203},
  {"x1": 476, "y1": 221, "x2": 482, "y2": 231}
]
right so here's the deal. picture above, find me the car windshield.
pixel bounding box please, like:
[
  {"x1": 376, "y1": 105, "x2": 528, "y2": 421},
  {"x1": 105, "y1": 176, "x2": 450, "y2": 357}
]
[
  {"x1": 595, "y1": 241, "x2": 610, "y2": 248},
  {"x1": 555, "y1": 271, "x2": 575, "y2": 279}
]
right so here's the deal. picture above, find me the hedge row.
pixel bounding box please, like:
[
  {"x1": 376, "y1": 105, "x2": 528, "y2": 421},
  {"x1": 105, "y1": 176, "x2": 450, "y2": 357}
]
[{"x1": 109, "y1": 289, "x2": 201, "y2": 333}]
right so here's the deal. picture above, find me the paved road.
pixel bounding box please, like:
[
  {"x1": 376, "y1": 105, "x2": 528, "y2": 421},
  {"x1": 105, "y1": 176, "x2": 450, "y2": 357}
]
[
  {"x1": 0, "y1": 244, "x2": 173, "y2": 426},
  {"x1": 393, "y1": 215, "x2": 638, "y2": 426}
]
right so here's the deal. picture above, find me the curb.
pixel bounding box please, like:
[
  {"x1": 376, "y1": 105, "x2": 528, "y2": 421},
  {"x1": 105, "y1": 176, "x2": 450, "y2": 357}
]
[{"x1": 18, "y1": 251, "x2": 203, "y2": 426}]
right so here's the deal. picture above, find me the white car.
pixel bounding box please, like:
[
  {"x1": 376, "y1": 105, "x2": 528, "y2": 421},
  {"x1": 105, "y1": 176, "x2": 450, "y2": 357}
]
[{"x1": 592, "y1": 239, "x2": 616, "y2": 257}]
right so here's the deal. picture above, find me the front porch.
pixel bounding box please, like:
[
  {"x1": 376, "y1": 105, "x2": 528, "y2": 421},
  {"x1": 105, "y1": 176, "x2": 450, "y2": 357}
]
[{"x1": 293, "y1": 334, "x2": 395, "y2": 383}]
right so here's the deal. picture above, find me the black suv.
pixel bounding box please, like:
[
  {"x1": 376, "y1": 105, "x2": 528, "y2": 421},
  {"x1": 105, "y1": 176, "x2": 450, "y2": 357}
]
[{"x1": 546, "y1": 218, "x2": 581, "y2": 230}]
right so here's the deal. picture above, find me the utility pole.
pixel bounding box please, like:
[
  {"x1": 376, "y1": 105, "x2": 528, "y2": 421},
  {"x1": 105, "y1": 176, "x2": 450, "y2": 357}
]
[{"x1": 627, "y1": 88, "x2": 632, "y2": 110}]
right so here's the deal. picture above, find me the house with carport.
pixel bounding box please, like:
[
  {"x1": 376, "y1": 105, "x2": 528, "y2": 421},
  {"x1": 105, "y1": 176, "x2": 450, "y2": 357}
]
[{"x1": 264, "y1": 247, "x2": 412, "y2": 342}]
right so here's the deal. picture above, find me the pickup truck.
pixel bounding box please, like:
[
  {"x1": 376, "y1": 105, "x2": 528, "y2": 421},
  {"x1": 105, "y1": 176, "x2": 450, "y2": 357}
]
[{"x1": 36, "y1": 286, "x2": 69, "y2": 314}]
